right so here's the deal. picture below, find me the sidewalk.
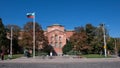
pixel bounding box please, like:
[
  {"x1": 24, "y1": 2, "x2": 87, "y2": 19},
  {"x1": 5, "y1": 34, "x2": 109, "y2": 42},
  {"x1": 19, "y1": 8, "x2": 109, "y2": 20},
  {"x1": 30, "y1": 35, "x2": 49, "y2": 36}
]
[{"x1": 0, "y1": 56, "x2": 120, "y2": 63}]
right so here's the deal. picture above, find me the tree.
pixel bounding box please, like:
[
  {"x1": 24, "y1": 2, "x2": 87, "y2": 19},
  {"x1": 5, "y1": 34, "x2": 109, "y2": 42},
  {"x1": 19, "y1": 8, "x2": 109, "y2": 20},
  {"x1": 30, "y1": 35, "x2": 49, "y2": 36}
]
[
  {"x1": 88, "y1": 24, "x2": 104, "y2": 54},
  {"x1": 20, "y1": 22, "x2": 48, "y2": 53},
  {"x1": 62, "y1": 39, "x2": 73, "y2": 54},
  {"x1": 70, "y1": 26, "x2": 90, "y2": 54},
  {"x1": 116, "y1": 38, "x2": 120, "y2": 56},
  {"x1": 0, "y1": 18, "x2": 9, "y2": 53},
  {"x1": 107, "y1": 38, "x2": 115, "y2": 54},
  {"x1": 85, "y1": 24, "x2": 96, "y2": 53},
  {"x1": 6, "y1": 24, "x2": 22, "y2": 54}
]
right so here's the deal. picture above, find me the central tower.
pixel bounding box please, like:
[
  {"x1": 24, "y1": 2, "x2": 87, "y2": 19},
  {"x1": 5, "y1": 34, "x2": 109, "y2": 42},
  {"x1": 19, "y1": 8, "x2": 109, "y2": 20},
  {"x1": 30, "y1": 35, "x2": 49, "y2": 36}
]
[
  {"x1": 44, "y1": 24, "x2": 66, "y2": 56},
  {"x1": 44, "y1": 24, "x2": 74, "y2": 56}
]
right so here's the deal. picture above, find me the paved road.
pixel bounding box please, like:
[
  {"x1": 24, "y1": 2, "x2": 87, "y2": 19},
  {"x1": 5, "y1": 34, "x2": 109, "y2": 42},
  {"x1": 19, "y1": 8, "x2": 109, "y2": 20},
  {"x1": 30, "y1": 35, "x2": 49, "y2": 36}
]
[
  {"x1": 0, "y1": 61, "x2": 120, "y2": 68},
  {"x1": 0, "y1": 57, "x2": 120, "y2": 68}
]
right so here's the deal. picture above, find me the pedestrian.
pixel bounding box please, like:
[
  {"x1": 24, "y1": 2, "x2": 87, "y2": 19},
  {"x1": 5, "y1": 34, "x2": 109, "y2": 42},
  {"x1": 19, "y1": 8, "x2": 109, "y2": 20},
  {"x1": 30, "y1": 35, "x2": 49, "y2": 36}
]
[
  {"x1": 50, "y1": 52, "x2": 53, "y2": 56},
  {"x1": 0, "y1": 50, "x2": 1, "y2": 60},
  {"x1": 1, "y1": 52, "x2": 4, "y2": 60},
  {"x1": 49, "y1": 51, "x2": 53, "y2": 59},
  {"x1": 24, "y1": 49, "x2": 27, "y2": 57}
]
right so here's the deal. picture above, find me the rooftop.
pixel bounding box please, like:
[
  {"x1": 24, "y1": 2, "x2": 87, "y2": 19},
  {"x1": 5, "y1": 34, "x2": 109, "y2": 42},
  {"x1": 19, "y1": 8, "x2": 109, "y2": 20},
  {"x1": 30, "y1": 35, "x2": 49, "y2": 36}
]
[{"x1": 48, "y1": 24, "x2": 63, "y2": 27}]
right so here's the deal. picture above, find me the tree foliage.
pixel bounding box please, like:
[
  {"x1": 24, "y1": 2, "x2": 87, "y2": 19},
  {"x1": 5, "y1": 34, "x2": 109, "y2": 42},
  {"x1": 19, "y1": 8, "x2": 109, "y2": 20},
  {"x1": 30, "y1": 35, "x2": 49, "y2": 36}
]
[
  {"x1": 0, "y1": 18, "x2": 9, "y2": 52},
  {"x1": 70, "y1": 26, "x2": 90, "y2": 54},
  {"x1": 85, "y1": 24, "x2": 96, "y2": 53},
  {"x1": 114, "y1": 38, "x2": 120, "y2": 55},
  {"x1": 69, "y1": 23, "x2": 114, "y2": 55},
  {"x1": 6, "y1": 24, "x2": 22, "y2": 54},
  {"x1": 0, "y1": 18, "x2": 117, "y2": 55},
  {"x1": 62, "y1": 40, "x2": 73, "y2": 54},
  {"x1": 19, "y1": 22, "x2": 48, "y2": 52},
  {"x1": 107, "y1": 38, "x2": 115, "y2": 53}
]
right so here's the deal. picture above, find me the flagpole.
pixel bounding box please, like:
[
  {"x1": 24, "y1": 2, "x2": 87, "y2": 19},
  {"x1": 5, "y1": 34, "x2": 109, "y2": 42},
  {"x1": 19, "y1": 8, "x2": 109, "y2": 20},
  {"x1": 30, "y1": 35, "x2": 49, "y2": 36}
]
[{"x1": 33, "y1": 12, "x2": 35, "y2": 58}]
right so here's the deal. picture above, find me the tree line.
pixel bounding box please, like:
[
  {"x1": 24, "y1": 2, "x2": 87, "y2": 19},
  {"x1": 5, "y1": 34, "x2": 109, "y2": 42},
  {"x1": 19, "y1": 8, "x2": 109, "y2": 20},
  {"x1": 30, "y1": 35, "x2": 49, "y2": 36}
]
[
  {"x1": 0, "y1": 18, "x2": 49, "y2": 55},
  {"x1": 63, "y1": 24, "x2": 120, "y2": 56},
  {"x1": 0, "y1": 18, "x2": 120, "y2": 56}
]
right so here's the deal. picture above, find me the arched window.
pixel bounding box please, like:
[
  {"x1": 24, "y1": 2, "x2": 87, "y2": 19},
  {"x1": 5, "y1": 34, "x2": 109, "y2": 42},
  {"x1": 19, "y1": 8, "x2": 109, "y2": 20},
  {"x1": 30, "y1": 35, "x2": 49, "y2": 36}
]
[{"x1": 55, "y1": 34, "x2": 58, "y2": 41}]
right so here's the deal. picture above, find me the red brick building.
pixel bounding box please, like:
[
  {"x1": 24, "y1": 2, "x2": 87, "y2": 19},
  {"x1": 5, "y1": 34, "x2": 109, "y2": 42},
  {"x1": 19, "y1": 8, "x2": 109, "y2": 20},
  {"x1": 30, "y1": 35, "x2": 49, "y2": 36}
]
[
  {"x1": 9, "y1": 24, "x2": 74, "y2": 56},
  {"x1": 44, "y1": 24, "x2": 74, "y2": 56}
]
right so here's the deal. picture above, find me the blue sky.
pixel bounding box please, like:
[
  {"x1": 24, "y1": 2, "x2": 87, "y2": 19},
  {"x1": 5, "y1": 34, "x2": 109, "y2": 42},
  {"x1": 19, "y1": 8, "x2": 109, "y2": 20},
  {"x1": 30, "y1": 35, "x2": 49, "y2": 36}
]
[{"x1": 0, "y1": 0, "x2": 120, "y2": 37}]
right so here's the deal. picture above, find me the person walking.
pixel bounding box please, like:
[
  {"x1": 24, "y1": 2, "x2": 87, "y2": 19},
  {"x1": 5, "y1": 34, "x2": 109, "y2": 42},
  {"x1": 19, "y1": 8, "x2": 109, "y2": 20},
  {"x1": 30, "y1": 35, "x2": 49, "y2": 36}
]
[{"x1": 1, "y1": 52, "x2": 4, "y2": 60}]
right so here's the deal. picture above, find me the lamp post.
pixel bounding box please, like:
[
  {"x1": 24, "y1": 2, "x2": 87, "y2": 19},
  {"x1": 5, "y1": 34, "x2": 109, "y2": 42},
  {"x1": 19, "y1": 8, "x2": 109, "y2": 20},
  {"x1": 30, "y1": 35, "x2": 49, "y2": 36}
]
[
  {"x1": 102, "y1": 24, "x2": 107, "y2": 57},
  {"x1": 10, "y1": 27, "x2": 13, "y2": 58}
]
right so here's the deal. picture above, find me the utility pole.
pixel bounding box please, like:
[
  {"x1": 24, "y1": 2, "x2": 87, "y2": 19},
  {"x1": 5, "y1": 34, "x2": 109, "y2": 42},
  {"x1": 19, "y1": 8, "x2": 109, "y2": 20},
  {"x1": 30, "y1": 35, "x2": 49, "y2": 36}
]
[{"x1": 102, "y1": 24, "x2": 107, "y2": 57}]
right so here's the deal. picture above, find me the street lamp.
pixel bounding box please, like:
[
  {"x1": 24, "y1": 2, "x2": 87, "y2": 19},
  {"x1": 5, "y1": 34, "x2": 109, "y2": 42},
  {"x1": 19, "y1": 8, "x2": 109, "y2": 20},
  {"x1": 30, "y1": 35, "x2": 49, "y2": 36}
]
[{"x1": 102, "y1": 24, "x2": 107, "y2": 57}]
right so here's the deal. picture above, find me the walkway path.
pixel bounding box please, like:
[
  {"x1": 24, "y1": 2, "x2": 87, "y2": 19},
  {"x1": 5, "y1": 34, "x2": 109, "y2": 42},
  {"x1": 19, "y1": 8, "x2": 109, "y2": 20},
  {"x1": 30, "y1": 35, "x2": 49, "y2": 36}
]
[{"x1": 0, "y1": 56, "x2": 120, "y2": 63}]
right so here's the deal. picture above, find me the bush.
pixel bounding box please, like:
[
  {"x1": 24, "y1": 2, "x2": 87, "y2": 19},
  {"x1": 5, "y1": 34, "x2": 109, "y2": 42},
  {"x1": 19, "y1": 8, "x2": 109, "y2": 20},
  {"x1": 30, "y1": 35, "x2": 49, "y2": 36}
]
[
  {"x1": 37, "y1": 52, "x2": 48, "y2": 56},
  {"x1": 66, "y1": 50, "x2": 81, "y2": 55}
]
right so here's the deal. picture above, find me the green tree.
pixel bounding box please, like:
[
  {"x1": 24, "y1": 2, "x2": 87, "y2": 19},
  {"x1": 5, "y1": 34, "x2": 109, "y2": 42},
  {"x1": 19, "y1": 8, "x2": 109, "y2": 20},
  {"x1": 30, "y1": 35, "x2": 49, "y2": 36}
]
[
  {"x1": 114, "y1": 38, "x2": 120, "y2": 56},
  {"x1": 107, "y1": 38, "x2": 115, "y2": 54},
  {"x1": 19, "y1": 22, "x2": 48, "y2": 53},
  {"x1": 85, "y1": 24, "x2": 96, "y2": 53},
  {"x1": 0, "y1": 18, "x2": 9, "y2": 53},
  {"x1": 62, "y1": 39, "x2": 73, "y2": 54},
  {"x1": 88, "y1": 24, "x2": 104, "y2": 54},
  {"x1": 6, "y1": 24, "x2": 22, "y2": 54}
]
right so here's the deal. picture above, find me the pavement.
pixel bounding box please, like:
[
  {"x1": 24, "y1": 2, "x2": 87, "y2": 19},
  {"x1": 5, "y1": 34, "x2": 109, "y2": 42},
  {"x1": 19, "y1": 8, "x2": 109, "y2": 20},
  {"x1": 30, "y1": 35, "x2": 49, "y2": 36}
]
[
  {"x1": 0, "y1": 56, "x2": 120, "y2": 68},
  {"x1": 0, "y1": 56, "x2": 120, "y2": 63}
]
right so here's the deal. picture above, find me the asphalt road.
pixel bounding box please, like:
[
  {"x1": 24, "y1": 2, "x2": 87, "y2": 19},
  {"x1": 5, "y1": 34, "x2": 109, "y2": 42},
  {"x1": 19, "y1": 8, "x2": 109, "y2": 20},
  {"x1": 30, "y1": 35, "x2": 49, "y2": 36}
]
[{"x1": 0, "y1": 61, "x2": 120, "y2": 68}]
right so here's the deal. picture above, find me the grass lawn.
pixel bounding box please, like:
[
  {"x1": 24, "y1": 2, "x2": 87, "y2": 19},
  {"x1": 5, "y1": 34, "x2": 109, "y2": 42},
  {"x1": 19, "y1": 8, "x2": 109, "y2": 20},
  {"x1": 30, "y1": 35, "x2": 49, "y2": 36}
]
[
  {"x1": 82, "y1": 54, "x2": 111, "y2": 58},
  {"x1": 4, "y1": 54, "x2": 23, "y2": 60}
]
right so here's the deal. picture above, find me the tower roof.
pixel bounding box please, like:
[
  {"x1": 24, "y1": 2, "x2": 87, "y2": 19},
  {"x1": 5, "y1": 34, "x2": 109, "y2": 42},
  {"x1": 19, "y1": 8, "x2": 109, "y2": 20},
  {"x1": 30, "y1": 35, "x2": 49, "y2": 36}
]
[{"x1": 48, "y1": 24, "x2": 63, "y2": 27}]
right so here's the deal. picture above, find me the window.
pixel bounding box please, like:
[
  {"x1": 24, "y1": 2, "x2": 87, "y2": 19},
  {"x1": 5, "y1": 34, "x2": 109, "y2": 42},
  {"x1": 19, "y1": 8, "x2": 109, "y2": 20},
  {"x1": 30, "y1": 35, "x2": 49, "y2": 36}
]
[
  {"x1": 59, "y1": 36, "x2": 62, "y2": 41},
  {"x1": 55, "y1": 42, "x2": 57, "y2": 47},
  {"x1": 51, "y1": 36, "x2": 54, "y2": 41},
  {"x1": 51, "y1": 42, "x2": 54, "y2": 46},
  {"x1": 59, "y1": 42, "x2": 62, "y2": 48},
  {"x1": 55, "y1": 34, "x2": 58, "y2": 41}
]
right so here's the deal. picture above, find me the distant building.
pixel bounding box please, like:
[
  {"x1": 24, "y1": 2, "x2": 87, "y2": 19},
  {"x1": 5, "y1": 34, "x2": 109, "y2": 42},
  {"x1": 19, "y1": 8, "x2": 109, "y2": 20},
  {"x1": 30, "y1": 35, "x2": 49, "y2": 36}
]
[{"x1": 44, "y1": 24, "x2": 74, "y2": 56}]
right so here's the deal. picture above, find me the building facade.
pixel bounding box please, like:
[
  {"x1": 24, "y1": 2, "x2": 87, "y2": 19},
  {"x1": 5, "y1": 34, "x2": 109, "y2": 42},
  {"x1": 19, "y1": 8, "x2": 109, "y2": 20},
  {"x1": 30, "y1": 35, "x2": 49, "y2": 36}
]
[
  {"x1": 8, "y1": 24, "x2": 74, "y2": 56},
  {"x1": 44, "y1": 24, "x2": 74, "y2": 56}
]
